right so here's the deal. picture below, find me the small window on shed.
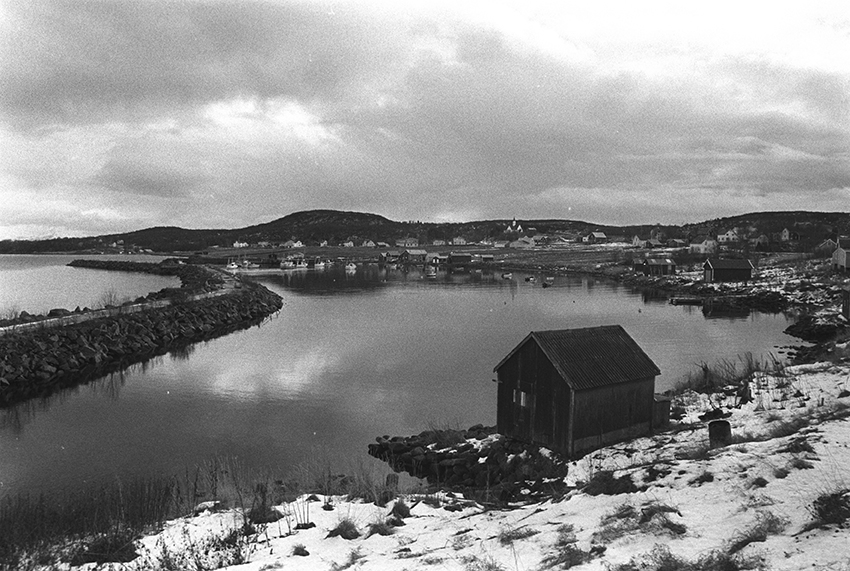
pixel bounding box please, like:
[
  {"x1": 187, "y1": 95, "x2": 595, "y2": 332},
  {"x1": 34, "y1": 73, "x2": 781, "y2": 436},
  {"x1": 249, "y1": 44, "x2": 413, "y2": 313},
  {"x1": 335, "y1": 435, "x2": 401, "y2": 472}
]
[{"x1": 513, "y1": 389, "x2": 530, "y2": 408}]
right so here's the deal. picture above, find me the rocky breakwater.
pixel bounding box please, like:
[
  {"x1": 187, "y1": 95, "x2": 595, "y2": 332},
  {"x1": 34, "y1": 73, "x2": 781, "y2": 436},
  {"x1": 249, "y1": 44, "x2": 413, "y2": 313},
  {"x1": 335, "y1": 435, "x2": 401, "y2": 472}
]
[
  {"x1": 368, "y1": 425, "x2": 569, "y2": 499},
  {"x1": 0, "y1": 280, "x2": 282, "y2": 406}
]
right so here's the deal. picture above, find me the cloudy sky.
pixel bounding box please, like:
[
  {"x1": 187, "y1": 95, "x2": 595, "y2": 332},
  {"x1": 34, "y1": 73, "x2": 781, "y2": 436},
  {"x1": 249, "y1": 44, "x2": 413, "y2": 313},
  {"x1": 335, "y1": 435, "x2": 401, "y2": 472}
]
[{"x1": 1, "y1": 1, "x2": 848, "y2": 239}]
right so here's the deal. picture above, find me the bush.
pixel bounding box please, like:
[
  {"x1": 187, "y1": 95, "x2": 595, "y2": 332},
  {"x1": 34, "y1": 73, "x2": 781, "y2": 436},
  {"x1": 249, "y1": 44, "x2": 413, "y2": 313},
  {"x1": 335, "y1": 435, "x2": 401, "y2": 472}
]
[
  {"x1": 807, "y1": 490, "x2": 850, "y2": 528},
  {"x1": 689, "y1": 471, "x2": 715, "y2": 486},
  {"x1": 583, "y1": 471, "x2": 638, "y2": 496},
  {"x1": 327, "y1": 517, "x2": 361, "y2": 540}
]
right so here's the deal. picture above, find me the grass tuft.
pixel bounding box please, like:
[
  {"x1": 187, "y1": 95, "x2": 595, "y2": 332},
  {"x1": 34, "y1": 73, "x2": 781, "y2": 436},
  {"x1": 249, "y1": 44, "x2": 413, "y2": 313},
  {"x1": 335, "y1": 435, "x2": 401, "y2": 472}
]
[
  {"x1": 498, "y1": 525, "x2": 539, "y2": 545},
  {"x1": 327, "y1": 517, "x2": 361, "y2": 540},
  {"x1": 728, "y1": 510, "x2": 789, "y2": 553}
]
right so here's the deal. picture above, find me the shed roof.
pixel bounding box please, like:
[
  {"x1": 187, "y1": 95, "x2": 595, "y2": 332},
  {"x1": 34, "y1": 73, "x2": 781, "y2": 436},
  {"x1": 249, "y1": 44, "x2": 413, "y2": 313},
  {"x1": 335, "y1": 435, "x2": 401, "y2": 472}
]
[
  {"x1": 644, "y1": 258, "x2": 675, "y2": 265},
  {"x1": 494, "y1": 325, "x2": 660, "y2": 391},
  {"x1": 704, "y1": 258, "x2": 754, "y2": 270}
]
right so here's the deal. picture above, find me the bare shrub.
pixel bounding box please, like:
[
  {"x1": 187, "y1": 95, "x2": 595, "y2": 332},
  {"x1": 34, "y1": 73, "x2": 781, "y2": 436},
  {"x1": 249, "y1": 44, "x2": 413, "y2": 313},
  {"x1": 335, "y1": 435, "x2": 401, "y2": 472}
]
[
  {"x1": 728, "y1": 510, "x2": 789, "y2": 553},
  {"x1": 609, "y1": 544, "x2": 766, "y2": 571},
  {"x1": 806, "y1": 489, "x2": 850, "y2": 529},
  {"x1": 327, "y1": 517, "x2": 360, "y2": 540},
  {"x1": 498, "y1": 525, "x2": 539, "y2": 545},
  {"x1": 540, "y1": 524, "x2": 595, "y2": 569},
  {"x1": 593, "y1": 501, "x2": 685, "y2": 543}
]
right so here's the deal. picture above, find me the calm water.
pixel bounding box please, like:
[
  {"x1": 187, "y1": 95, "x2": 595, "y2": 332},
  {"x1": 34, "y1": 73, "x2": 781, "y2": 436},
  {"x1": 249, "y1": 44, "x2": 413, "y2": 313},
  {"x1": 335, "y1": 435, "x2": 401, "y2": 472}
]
[
  {"x1": 0, "y1": 260, "x2": 797, "y2": 497},
  {"x1": 0, "y1": 254, "x2": 179, "y2": 316}
]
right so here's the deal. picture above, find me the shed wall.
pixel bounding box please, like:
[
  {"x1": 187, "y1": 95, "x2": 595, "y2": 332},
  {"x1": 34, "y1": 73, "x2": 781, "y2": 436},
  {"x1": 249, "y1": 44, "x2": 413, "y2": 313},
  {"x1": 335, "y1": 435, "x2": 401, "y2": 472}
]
[
  {"x1": 496, "y1": 340, "x2": 569, "y2": 450},
  {"x1": 570, "y1": 378, "x2": 655, "y2": 456}
]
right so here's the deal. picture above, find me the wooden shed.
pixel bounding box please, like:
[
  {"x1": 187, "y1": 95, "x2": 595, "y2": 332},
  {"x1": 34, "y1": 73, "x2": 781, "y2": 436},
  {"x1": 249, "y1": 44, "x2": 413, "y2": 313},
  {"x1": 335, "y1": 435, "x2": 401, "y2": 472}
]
[
  {"x1": 703, "y1": 258, "x2": 754, "y2": 282},
  {"x1": 494, "y1": 326, "x2": 661, "y2": 458},
  {"x1": 641, "y1": 258, "x2": 676, "y2": 276}
]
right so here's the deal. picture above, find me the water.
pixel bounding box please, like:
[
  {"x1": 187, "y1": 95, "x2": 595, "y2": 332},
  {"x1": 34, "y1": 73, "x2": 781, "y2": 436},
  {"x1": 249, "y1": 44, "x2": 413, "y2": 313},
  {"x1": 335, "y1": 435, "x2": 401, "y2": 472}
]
[
  {"x1": 0, "y1": 254, "x2": 180, "y2": 316},
  {"x1": 0, "y1": 260, "x2": 797, "y2": 498}
]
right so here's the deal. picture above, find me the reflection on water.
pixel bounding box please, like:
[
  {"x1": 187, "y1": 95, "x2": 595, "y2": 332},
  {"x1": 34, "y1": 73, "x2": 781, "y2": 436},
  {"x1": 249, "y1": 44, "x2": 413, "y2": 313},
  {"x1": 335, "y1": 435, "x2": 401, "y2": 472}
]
[{"x1": 0, "y1": 263, "x2": 798, "y2": 498}]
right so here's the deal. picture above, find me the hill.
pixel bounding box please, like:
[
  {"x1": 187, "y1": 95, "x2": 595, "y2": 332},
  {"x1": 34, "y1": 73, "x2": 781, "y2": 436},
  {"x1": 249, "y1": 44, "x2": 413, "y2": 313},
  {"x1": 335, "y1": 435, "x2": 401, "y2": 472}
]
[{"x1": 0, "y1": 209, "x2": 846, "y2": 254}]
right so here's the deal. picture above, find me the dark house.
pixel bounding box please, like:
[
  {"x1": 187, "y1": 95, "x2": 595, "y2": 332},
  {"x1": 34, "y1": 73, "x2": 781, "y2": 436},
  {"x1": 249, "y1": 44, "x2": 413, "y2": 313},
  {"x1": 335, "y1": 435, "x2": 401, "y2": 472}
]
[
  {"x1": 641, "y1": 258, "x2": 676, "y2": 276},
  {"x1": 448, "y1": 252, "x2": 473, "y2": 265},
  {"x1": 703, "y1": 258, "x2": 754, "y2": 282},
  {"x1": 399, "y1": 249, "x2": 427, "y2": 264},
  {"x1": 494, "y1": 326, "x2": 661, "y2": 458}
]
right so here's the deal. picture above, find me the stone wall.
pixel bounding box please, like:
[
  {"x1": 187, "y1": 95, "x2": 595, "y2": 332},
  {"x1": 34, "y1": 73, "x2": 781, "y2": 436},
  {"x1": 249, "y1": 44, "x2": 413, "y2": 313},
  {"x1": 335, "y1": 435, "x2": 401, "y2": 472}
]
[{"x1": 0, "y1": 281, "x2": 282, "y2": 406}]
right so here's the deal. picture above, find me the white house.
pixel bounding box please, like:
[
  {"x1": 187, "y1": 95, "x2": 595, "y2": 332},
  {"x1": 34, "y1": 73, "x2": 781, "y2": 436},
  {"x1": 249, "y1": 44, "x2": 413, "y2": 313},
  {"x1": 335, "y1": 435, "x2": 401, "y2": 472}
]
[
  {"x1": 832, "y1": 246, "x2": 847, "y2": 271},
  {"x1": 717, "y1": 230, "x2": 739, "y2": 243},
  {"x1": 233, "y1": 241, "x2": 249, "y2": 248},
  {"x1": 689, "y1": 238, "x2": 718, "y2": 255},
  {"x1": 451, "y1": 237, "x2": 467, "y2": 245},
  {"x1": 361, "y1": 240, "x2": 376, "y2": 248}
]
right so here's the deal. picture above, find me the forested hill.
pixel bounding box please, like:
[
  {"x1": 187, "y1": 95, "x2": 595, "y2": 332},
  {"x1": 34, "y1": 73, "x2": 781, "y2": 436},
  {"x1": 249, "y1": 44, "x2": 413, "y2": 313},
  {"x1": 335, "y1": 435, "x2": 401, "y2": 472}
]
[{"x1": 0, "y1": 209, "x2": 846, "y2": 254}]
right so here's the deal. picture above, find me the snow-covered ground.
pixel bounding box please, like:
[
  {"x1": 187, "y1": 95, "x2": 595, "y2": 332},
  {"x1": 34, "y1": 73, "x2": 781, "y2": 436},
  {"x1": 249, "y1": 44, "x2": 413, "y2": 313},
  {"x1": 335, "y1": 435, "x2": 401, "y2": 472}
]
[{"x1": 86, "y1": 362, "x2": 850, "y2": 571}]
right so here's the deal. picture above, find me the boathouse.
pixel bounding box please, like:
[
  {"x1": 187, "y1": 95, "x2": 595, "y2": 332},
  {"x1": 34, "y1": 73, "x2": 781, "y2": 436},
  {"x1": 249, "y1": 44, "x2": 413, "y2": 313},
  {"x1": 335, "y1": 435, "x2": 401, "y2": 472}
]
[
  {"x1": 494, "y1": 325, "x2": 661, "y2": 458},
  {"x1": 703, "y1": 258, "x2": 754, "y2": 282},
  {"x1": 641, "y1": 258, "x2": 676, "y2": 276}
]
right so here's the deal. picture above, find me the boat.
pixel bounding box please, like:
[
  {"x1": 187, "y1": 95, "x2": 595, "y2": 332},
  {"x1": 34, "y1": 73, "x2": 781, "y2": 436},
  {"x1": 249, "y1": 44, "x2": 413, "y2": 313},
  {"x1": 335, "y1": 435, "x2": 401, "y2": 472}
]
[
  {"x1": 425, "y1": 267, "x2": 437, "y2": 279},
  {"x1": 501, "y1": 272, "x2": 513, "y2": 279},
  {"x1": 345, "y1": 262, "x2": 357, "y2": 270},
  {"x1": 313, "y1": 259, "x2": 326, "y2": 269},
  {"x1": 525, "y1": 276, "x2": 536, "y2": 283},
  {"x1": 544, "y1": 276, "x2": 555, "y2": 283},
  {"x1": 295, "y1": 259, "x2": 309, "y2": 269},
  {"x1": 670, "y1": 296, "x2": 703, "y2": 306},
  {"x1": 280, "y1": 259, "x2": 296, "y2": 269},
  {"x1": 241, "y1": 260, "x2": 260, "y2": 269},
  {"x1": 226, "y1": 260, "x2": 239, "y2": 272}
]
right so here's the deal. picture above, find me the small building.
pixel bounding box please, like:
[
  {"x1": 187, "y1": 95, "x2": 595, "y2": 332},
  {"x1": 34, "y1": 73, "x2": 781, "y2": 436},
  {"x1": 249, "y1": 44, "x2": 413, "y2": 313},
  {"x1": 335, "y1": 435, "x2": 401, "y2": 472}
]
[
  {"x1": 361, "y1": 240, "x2": 376, "y2": 248},
  {"x1": 395, "y1": 237, "x2": 419, "y2": 248},
  {"x1": 632, "y1": 235, "x2": 648, "y2": 248},
  {"x1": 494, "y1": 326, "x2": 661, "y2": 458},
  {"x1": 505, "y1": 218, "x2": 524, "y2": 234},
  {"x1": 479, "y1": 254, "x2": 495, "y2": 263},
  {"x1": 583, "y1": 232, "x2": 608, "y2": 244},
  {"x1": 689, "y1": 237, "x2": 717, "y2": 255},
  {"x1": 448, "y1": 252, "x2": 473, "y2": 265},
  {"x1": 814, "y1": 238, "x2": 838, "y2": 256},
  {"x1": 781, "y1": 228, "x2": 800, "y2": 242},
  {"x1": 379, "y1": 250, "x2": 401, "y2": 264},
  {"x1": 432, "y1": 239, "x2": 447, "y2": 246},
  {"x1": 641, "y1": 258, "x2": 676, "y2": 276},
  {"x1": 451, "y1": 237, "x2": 467, "y2": 245},
  {"x1": 832, "y1": 246, "x2": 847, "y2": 271},
  {"x1": 399, "y1": 249, "x2": 427, "y2": 264},
  {"x1": 509, "y1": 236, "x2": 535, "y2": 249},
  {"x1": 703, "y1": 258, "x2": 754, "y2": 282},
  {"x1": 717, "y1": 230, "x2": 739, "y2": 243}
]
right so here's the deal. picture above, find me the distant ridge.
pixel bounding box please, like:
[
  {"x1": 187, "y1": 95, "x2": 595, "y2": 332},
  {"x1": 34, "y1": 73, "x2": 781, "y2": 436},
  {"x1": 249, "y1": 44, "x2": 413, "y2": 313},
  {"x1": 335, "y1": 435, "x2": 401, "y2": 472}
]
[{"x1": 0, "y1": 209, "x2": 846, "y2": 254}]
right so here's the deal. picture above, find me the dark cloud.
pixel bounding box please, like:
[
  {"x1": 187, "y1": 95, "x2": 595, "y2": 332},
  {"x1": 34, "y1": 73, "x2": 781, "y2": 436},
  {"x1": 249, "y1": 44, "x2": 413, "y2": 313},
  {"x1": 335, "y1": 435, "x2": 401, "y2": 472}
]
[
  {"x1": 0, "y1": 0, "x2": 402, "y2": 125},
  {"x1": 1, "y1": 1, "x2": 847, "y2": 237}
]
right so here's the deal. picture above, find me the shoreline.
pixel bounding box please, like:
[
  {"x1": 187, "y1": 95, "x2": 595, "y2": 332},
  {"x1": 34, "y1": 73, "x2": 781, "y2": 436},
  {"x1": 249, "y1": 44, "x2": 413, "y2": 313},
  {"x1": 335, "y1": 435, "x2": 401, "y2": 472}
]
[{"x1": 0, "y1": 262, "x2": 282, "y2": 407}]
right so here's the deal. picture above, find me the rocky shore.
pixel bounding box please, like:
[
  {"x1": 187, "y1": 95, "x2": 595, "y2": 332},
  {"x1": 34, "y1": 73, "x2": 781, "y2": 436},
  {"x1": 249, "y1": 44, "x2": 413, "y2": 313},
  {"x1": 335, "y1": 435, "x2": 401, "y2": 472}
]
[
  {"x1": 0, "y1": 269, "x2": 282, "y2": 407},
  {"x1": 368, "y1": 425, "x2": 569, "y2": 500}
]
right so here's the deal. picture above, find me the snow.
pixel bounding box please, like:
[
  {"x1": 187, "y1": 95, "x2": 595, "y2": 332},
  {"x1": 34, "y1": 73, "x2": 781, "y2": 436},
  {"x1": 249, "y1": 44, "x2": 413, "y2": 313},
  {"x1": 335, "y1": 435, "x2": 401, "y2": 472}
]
[{"x1": 77, "y1": 362, "x2": 850, "y2": 571}]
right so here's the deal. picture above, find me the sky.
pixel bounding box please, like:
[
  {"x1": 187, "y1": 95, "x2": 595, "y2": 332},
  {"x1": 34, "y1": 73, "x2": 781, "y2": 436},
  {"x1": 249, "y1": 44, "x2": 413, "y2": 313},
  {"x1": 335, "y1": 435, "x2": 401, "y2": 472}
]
[{"x1": 1, "y1": 0, "x2": 848, "y2": 239}]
